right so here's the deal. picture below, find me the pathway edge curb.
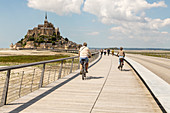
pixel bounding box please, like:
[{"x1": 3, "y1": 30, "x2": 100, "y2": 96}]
[{"x1": 125, "y1": 57, "x2": 170, "y2": 113}]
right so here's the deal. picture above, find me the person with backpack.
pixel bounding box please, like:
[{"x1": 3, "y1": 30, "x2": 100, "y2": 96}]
[{"x1": 79, "y1": 42, "x2": 91, "y2": 73}]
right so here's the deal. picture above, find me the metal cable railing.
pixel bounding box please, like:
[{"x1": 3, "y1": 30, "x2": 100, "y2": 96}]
[{"x1": 0, "y1": 52, "x2": 99, "y2": 106}]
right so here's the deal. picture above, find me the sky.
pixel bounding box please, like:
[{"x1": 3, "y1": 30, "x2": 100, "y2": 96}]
[{"x1": 0, "y1": 0, "x2": 170, "y2": 48}]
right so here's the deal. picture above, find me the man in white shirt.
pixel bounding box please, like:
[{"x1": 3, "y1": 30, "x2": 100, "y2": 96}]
[{"x1": 79, "y1": 42, "x2": 91, "y2": 74}]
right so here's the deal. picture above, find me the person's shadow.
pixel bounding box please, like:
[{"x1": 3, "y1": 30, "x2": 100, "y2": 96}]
[
  {"x1": 121, "y1": 69, "x2": 131, "y2": 71},
  {"x1": 86, "y1": 76, "x2": 104, "y2": 80}
]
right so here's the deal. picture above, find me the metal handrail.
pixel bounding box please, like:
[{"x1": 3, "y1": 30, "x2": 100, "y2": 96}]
[
  {"x1": 0, "y1": 52, "x2": 99, "y2": 106},
  {"x1": 0, "y1": 56, "x2": 78, "y2": 71},
  {"x1": 0, "y1": 52, "x2": 98, "y2": 71}
]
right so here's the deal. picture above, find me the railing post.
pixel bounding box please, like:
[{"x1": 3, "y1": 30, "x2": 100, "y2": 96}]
[
  {"x1": 78, "y1": 57, "x2": 80, "y2": 69},
  {"x1": 70, "y1": 58, "x2": 74, "y2": 73},
  {"x1": 53, "y1": 63, "x2": 58, "y2": 81},
  {"x1": 48, "y1": 66, "x2": 51, "y2": 84},
  {"x1": 66, "y1": 62, "x2": 69, "y2": 75},
  {"x1": 39, "y1": 63, "x2": 46, "y2": 88},
  {"x1": 63, "y1": 63, "x2": 66, "y2": 76},
  {"x1": 19, "y1": 71, "x2": 24, "y2": 97},
  {"x1": 31, "y1": 69, "x2": 35, "y2": 92},
  {"x1": 1, "y1": 69, "x2": 11, "y2": 105},
  {"x1": 58, "y1": 61, "x2": 63, "y2": 79}
]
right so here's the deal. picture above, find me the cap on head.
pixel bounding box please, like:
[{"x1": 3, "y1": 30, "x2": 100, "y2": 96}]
[{"x1": 83, "y1": 42, "x2": 87, "y2": 46}]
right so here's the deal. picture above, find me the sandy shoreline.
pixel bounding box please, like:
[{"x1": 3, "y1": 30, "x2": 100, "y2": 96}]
[{"x1": 0, "y1": 50, "x2": 77, "y2": 56}]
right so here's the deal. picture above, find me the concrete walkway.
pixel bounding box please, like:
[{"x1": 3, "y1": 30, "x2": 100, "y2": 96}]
[
  {"x1": 0, "y1": 55, "x2": 161, "y2": 113},
  {"x1": 126, "y1": 54, "x2": 170, "y2": 84}
]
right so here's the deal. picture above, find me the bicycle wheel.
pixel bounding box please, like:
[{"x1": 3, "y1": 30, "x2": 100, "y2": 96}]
[
  {"x1": 120, "y1": 58, "x2": 124, "y2": 71},
  {"x1": 82, "y1": 73, "x2": 84, "y2": 80},
  {"x1": 82, "y1": 63, "x2": 86, "y2": 80},
  {"x1": 120, "y1": 64, "x2": 123, "y2": 71},
  {"x1": 84, "y1": 71, "x2": 86, "y2": 80},
  {"x1": 82, "y1": 64, "x2": 85, "y2": 80}
]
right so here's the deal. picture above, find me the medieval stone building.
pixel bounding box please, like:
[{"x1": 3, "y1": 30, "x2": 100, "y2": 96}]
[
  {"x1": 24, "y1": 13, "x2": 60, "y2": 43},
  {"x1": 10, "y1": 13, "x2": 81, "y2": 50}
]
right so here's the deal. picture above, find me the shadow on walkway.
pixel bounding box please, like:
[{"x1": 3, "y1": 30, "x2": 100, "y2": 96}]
[
  {"x1": 8, "y1": 73, "x2": 80, "y2": 113},
  {"x1": 121, "y1": 69, "x2": 132, "y2": 71},
  {"x1": 8, "y1": 55, "x2": 102, "y2": 113},
  {"x1": 7, "y1": 103, "x2": 24, "y2": 105},
  {"x1": 86, "y1": 76, "x2": 104, "y2": 80}
]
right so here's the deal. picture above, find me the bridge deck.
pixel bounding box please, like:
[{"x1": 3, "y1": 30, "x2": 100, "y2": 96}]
[{"x1": 0, "y1": 56, "x2": 161, "y2": 113}]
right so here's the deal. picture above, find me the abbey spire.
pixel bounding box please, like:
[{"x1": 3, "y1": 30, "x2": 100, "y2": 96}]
[{"x1": 45, "y1": 12, "x2": 47, "y2": 21}]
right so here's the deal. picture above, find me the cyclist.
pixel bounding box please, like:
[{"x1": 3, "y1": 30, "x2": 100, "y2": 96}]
[
  {"x1": 79, "y1": 42, "x2": 91, "y2": 74},
  {"x1": 117, "y1": 47, "x2": 125, "y2": 69}
]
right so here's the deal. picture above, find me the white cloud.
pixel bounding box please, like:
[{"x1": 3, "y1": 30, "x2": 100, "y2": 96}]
[
  {"x1": 83, "y1": 0, "x2": 170, "y2": 43},
  {"x1": 87, "y1": 32, "x2": 99, "y2": 36},
  {"x1": 27, "y1": 0, "x2": 84, "y2": 15},
  {"x1": 83, "y1": 0, "x2": 167, "y2": 24},
  {"x1": 161, "y1": 31, "x2": 168, "y2": 34},
  {"x1": 110, "y1": 24, "x2": 170, "y2": 42},
  {"x1": 27, "y1": 0, "x2": 170, "y2": 46}
]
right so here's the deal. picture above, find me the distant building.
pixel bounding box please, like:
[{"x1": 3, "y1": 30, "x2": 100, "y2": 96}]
[
  {"x1": 10, "y1": 13, "x2": 80, "y2": 50},
  {"x1": 13, "y1": 43, "x2": 22, "y2": 50},
  {"x1": 10, "y1": 43, "x2": 14, "y2": 49},
  {"x1": 24, "y1": 41, "x2": 34, "y2": 48},
  {"x1": 24, "y1": 13, "x2": 60, "y2": 43}
]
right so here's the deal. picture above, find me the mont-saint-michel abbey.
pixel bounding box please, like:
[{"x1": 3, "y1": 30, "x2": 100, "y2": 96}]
[{"x1": 10, "y1": 13, "x2": 81, "y2": 50}]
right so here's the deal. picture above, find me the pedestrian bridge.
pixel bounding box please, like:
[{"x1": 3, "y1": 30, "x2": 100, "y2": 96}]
[{"x1": 0, "y1": 55, "x2": 168, "y2": 113}]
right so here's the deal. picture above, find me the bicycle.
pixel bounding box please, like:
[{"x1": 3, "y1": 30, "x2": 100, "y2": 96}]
[
  {"x1": 119, "y1": 58, "x2": 124, "y2": 71},
  {"x1": 80, "y1": 59, "x2": 86, "y2": 80}
]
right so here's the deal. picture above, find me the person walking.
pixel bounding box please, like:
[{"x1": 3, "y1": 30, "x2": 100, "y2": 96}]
[
  {"x1": 100, "y1": 49, "x2": 103, "y2": 56},
  {"x1": 111, "y1": 49, "x2": 114, "y2": 56},
  {"x1": 107, "y1": 49, "x2": 110, "y2": 56},
  {"x1": 104, "y1": 49, "x2": 107, "y2": 55}
]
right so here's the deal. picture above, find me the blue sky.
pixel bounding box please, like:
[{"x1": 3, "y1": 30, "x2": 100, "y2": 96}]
[{"x1": 0, "y1": 0, "x2": 170, "y2": 48}]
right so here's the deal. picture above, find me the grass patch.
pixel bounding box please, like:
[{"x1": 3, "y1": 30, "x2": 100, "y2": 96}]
[
  {"x1": 0, "y1": 54, "x2": 70, "y2": 64},
  {"x1": 126, "y1": 52, "x2": 170, "y2": 59}
]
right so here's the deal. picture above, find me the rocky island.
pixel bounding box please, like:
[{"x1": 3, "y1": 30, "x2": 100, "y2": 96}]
[{"x1": 10, "y1": 13, "x2": 81, "y2": 50}]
